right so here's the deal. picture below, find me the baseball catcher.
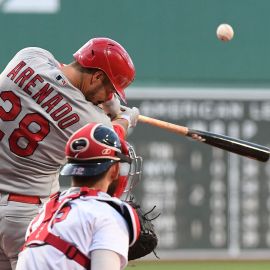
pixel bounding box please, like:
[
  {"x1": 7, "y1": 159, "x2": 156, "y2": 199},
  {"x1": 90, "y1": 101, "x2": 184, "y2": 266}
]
[{"x1": 16, "y1": 123, "x2": 158, "y2": 270}]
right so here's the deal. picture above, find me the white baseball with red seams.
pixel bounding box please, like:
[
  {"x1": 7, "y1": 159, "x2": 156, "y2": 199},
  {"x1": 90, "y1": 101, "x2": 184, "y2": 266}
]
[{"x1": 216, "y1": 23, "x2": 234, "y2": 41}]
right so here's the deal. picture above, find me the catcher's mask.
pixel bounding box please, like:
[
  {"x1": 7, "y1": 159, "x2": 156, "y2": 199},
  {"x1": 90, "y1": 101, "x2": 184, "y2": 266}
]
[
  {"x1": 60, "y1": 123, "x2": 142, "y2": 198},
  {"x1": 73, "y1": 37, "x2": 135, "y2": 104},
  {"x1": 115, "y1": 140, "x2": 143, "y2": 200}
]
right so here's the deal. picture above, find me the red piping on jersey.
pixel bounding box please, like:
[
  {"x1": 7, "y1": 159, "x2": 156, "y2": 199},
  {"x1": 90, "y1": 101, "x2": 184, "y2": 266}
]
[{"x1": 129, "y1": 205, "x2": 141, "y2": 245}]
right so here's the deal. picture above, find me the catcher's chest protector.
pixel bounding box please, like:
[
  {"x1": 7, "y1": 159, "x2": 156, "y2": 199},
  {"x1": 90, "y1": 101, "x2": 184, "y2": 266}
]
[{"x1": 23, "y1": 188, "x2": 141, "y2": 268}]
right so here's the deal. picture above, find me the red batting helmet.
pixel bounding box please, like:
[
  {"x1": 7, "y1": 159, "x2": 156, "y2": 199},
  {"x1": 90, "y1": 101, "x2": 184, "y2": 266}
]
[{"x1": 73, "y1": 37, "x2": 135, "y2": 104}]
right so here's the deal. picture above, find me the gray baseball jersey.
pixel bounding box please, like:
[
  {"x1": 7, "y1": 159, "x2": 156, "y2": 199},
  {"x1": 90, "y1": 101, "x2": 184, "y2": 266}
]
[{"x1": 0, "y1": 47, "x2": 112, "y2": 198}]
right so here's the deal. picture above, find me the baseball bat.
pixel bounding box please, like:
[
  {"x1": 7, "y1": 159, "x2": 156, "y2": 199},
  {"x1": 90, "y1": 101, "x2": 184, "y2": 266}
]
[{"x1": 138, "y1": 115, "x2": 270, "y2": 162}]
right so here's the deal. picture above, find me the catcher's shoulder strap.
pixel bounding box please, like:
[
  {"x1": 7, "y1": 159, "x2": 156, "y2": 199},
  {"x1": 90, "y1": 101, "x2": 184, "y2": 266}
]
[
  {"x1": 23, "y1": 188, "x2": 100, "y2": 269},
  {"x1": 98, "y1": 198, "x2": 141, "y2": 246}
]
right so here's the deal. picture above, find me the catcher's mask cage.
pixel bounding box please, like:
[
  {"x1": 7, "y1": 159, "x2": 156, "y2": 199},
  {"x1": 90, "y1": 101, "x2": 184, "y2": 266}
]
[
  {"x1": 60, "y1": 123, "x2": 142, "y2": 198},
  {"x1": 117, "y1": 142, "x2": 143, "y2": 200}
]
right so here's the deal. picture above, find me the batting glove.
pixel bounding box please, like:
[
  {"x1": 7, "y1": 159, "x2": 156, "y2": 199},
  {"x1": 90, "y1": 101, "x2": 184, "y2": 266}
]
[
  {"x1": 115, "y1": 106, "x2": 140, "y2": 128},
  {"x1": 101, "y1": 94, "x2": 121, "y2": 119}
]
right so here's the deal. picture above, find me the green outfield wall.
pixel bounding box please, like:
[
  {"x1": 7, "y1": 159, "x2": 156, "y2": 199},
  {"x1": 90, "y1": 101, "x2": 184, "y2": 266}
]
[{"x1": 0, "y1": 0, "x2": 270, "y2": 87}]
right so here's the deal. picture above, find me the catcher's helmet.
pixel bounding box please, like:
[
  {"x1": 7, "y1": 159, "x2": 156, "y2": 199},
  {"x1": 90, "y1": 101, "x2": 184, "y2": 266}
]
[
  {"x1": 73, "y1": 37, "x2": 135, "y2": 104},
  {"x1": 60, "y1": 123, "x2": 142, "y2": 198}
]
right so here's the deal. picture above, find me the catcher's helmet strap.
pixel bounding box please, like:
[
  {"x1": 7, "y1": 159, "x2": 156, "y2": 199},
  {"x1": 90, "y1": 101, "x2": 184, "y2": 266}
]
[{"x1": 98, "y1": 199, "x2": 141, "y2": 246}]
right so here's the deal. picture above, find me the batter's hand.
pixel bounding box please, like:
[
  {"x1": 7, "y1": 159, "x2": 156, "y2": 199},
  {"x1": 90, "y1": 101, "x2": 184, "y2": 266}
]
[
  {"x1": 101, "y1": 94, "x2": 121, "y2": 119},
  {"x1": 116, "y1": 106, "x2": 140, "y2": 128}
]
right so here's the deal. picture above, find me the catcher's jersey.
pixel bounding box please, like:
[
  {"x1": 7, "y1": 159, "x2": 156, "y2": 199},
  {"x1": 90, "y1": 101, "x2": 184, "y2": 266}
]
[
  {"x1": 16, "y1": 189, "x2": 129, "y2": 270},
  {"x1": 0, "y1": 47, "x2": 112, "y2": 197}
]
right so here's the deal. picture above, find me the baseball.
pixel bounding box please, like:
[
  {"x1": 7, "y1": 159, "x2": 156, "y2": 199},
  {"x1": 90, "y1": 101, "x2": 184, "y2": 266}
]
[{"x1": 216, "y1": 24, "x2": 234, "y2": 41}]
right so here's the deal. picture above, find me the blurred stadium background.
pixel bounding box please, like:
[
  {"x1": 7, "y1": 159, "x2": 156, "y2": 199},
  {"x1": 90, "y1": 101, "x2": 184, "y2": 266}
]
[{"x1": 2, "y1": 0, "x2": 270, "y2": 268}]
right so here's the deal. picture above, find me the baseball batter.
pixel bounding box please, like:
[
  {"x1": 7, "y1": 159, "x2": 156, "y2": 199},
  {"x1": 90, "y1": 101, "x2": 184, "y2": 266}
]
[
  {"x1": 0, "y1": 37, "x2": 139, "y2": 269},
  {"x1": 16, "y1": 123, "x2": 142, "y2": 270}
]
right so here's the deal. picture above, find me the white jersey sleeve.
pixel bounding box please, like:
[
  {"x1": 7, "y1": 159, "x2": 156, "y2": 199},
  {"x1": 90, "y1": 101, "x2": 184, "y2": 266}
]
[
  {"x1": 89, "y1": 201, "x2": 129, "y2": 267},
  {"x1": 0, "y1": 47, "x2": 112, "y2": 197}
]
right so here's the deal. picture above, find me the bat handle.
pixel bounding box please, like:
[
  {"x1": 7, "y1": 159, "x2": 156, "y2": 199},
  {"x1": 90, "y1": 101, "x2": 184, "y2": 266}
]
[{"x1": 138, "y1": 115, "x2": 188, "y2": 135}]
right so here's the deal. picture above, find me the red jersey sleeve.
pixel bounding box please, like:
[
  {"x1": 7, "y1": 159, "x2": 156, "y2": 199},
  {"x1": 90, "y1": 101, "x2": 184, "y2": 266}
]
[{"x1": 113, "y1": 124, "x2": 126, "y2": 140}]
